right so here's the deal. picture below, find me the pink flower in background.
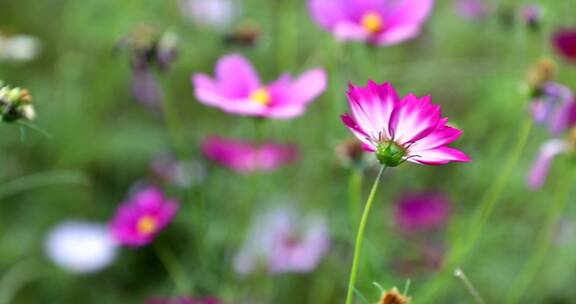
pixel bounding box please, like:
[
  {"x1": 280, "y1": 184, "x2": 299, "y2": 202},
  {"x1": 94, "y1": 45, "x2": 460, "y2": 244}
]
[
  {"x1": 109, "y1": 187, "x2": 179, "y2": 247},
  {"x1": 520, "y1": 4, "x2": 542, "y2": 29},
  {"x1": 553, "y1": 29, "x2": 576, "y2": 62},
  {"x1": 530, "y1": 82, "x2": 576, "y2": 135},
  {"x1": 341, "y1": 81, "x2": 470, "y2": 166},
  {"x1": 201, "y1": 137, "x2": 298, "y2": 174},
  {"x1": 454, "y1": 0, "x2": 488, "y2": 21},
  {"x1": 234, "y1": 207, "x2": 330, "y2": 275},
  {"x1": 192, "y1": 54, "x2": 326, "y2": 119},
  {"x1": 308, "y1": 0, "x2": 434, "y2": 46},
  {"x1": 146, "y1": 297, "x2": 219, "y2": 304},
  {"x1": 394, "y1": 192, "x2": 451, "y2": 233},
  {"x1": 527, "y1": 139, "x2": 568, "y2": 189}
]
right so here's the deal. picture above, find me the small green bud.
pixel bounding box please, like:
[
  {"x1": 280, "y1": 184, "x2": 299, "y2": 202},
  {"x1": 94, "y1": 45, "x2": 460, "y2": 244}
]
[
  {"x1": 376, "y1": 142, "x2": 406, "y2": 167},
  {"x1": 0, "y1": 82, "x2": 35, "y2": 122}
]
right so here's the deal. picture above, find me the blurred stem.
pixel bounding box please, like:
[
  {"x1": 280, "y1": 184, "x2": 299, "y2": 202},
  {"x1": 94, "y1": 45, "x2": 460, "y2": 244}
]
[
  {"x1": 345, "y1": 165, "x2": 387, "y2": 304},
  {"x1": 159, "y1": 77, "x2": 187, "y2": 160},
  {"x1": 154, "y1": 244, "x2": 193, "y2": 296},
  {"x1": 0, "y1": 259, "x2": 46, "y2": 304},
  {"x1": 418, "y1": 118, "x2": 533, "y2": 301},
  {"x1": 347, "y1": 168, "x2": 363, "y2": 228},
  {"x1": 506, "y1": 160, "x2": 575, "y2": 303},
  {"x1": 0, "y1": 171, "x2": 88, "y2": 201}
]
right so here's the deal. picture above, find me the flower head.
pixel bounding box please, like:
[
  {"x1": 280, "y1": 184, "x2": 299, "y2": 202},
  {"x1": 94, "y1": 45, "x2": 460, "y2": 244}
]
[
  {"x1": 0, "y1": 33, "x2": 41, "y2": 62},
  {"x1": 234, "y1": 207, "x2": 330, "y2": 275},
  {"x1": 530, "y1": 82, "x2": 576, "y2": 135},
  {"x1": 376, "y1": 287, "x2": 411, "y2": 304},
  {"x1": 341, "y1": 81, "x2": 469, "y2": 166},
  {"x1": 309, "y1": 0, "x2": 434, "y2": 46},
  {"x1": 192, "y1": 54, "x2": 326, "y2": 119},
  {"x1": 0, "y1": 81, "x2": 35, "y2": 122},
  {"x1": 552, "y1": 29, "x2": 576, "y2": 63},
  {"x1": 519, "y1": 5, "x2": 542, "y2": 30},
  {"x1": 179, "y1": 0, "x2": 238, "y2": 31},
  {"x1": 201, "y1": 137, "x2": 298, "y2": 174},
  {"x1": 44, "y1": 220, "x2": 118, "y2": 274},
  {"x1": 109, "y1": 187, "x2": 179, "y2": 247},
  {"x1": 394, "y1": 192, "x2": 451, "y2": 233}
]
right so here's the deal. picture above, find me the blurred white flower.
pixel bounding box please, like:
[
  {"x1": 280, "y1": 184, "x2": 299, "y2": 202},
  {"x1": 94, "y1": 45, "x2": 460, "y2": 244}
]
[
  {"x1": 0, "y1": 34, "x2": 40, "y2": 62},
  {"x1": 179, "y1": 0, "x2": 238, "y2": 31},
  {"x1": 44, "y1": 220, "x2": 118, "y2": 274}
]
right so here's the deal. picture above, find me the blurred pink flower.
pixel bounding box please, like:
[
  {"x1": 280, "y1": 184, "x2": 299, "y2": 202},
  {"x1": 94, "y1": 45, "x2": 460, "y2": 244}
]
[
  {"x1": 192, "y1": 54, "x2": 326, "y2": 119},
  {"x1": 454, "y1": 0, "x2": 488, "y2": 21},
  {"x1": 552, "y1": 29, "x2": 576, "y2": 62},
  {"x1": 109, "y1": 187, "x2": 179, "y2": 247},
  {"x1": 308, "y1": 0, "x2": 434, "y2": 46},
  {"x1": 527, "y1": 139, "x2": 567, "y2": 189},
  {"x1": 341, "y1": 81, "x2": 469, "y2": 166},
  {"x1": 394, "y1": 192, "x2": 451, "y2": 233},
  {"x1": 520, "y1": 4, "x2": 542, "y2": 30},
  {"x1": 234, "y1": 207, "x2": 330, "y2": 275},
  {"x1": 530, "y1": 82, "x2": 576, "y2": 135},
  {"x1": 146, "y1": 297, "x2": 219, "y2": 304},
  {"x1": 201, "y1": 137, "x2": 298, "y2": 174}
]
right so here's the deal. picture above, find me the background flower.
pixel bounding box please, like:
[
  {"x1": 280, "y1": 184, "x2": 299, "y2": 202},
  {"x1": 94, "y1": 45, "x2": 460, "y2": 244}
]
[
  {"x1": 201, "y1": 137, "x2": 298, "y2": 174},
  {"x1": 309, "y1": 0, "x2": 434, "y2": 46},
  {"x1": 192, "y1": 53, "x2": 326, "y2": 119},
  {"x1": 109, "y1": 187, "x2": 179, "y2": 247},
  {"x1": 44, "y1": 220, "x2": 118, "y2": 274}
]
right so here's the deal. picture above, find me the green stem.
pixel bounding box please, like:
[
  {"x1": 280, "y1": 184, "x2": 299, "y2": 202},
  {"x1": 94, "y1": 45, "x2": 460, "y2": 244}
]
[
  {"x1": 345, "y1": 165, "x2": 387, "y2": 304},
  {"x1": 506, "y1": 161, "x2": 575, "y2": 303},
  {"x1": 0, "y1": 171, "x2": 88, "y2": 200},
  {"x1": 154, "y1": 244, "x2": 193, "y2": 296},
  {"x1": 417, "y1": 118, "x2": 532, "y2": 301}
]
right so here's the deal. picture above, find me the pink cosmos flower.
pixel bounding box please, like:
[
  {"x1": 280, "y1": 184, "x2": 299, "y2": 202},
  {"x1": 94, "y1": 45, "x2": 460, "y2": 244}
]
[
  {"x1": 341, "y1": 81, "x2": 470, "y2": 166},
  {"x1": 527, "y1": 139, "x2": 568, "y2": 189},
  {"x1": 201, "y1": 137, "x2": 298, "y2": 174},
  {"x1": 109, "y1": 187, "x2": 179, "y2": 247},
  {"x1": 530, "y1": 82, "x2": 576, "y2": 135},
  {"x1": 308, "y1": 0, "x2": 434, "y2": 46},
  {"x1": 234, "y1": 207, "x2": 330, "y2": 275},
  {"x1": 146, "y1": 297, "x2": 219, "y2": 304},
  {"x1": 394, "y1": 192, "x2": 451, "y2": 233},
  {"x1": 553, "y1": 29, "x2": 576, "y2": 62},
  {"x1": 192, "y1": 54, "x2": 326, "y2": 119}
]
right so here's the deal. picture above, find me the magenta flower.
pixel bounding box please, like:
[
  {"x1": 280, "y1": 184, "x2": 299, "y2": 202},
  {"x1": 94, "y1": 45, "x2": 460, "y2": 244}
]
[
  {"x1": 201, "y1": 137, "x2": 298, "y2": 174},
  {"x1": 530, "y1": 82, "x2": 576, "y2": 135},
  {"x1": 394, "y1": 192, "x2": 451, "y2": 233},
  {"x1": 341, "y1": 81, "x2": 470, "y2": 166},
  {"x1": 109, "y1": 187, "x2": 179, "y2": 247},
  {"x1": 527, "y1": 139, "x2": 568, "y2": 189},
  {"x1": 146, "y1": 297, "x2": 219, "y2": 304},
  {"x1": 308, "y1": 0, "x2": 434, "y2": 46},
  {"x1": 192, "y1": 54, "x2": 326, "y2": 119},
  {"x1": 234, "y1": 207, "x2": 330, "y2": 275},
  {"x1": 553, "y1": 29, "x2": 576, "y2": 62}
]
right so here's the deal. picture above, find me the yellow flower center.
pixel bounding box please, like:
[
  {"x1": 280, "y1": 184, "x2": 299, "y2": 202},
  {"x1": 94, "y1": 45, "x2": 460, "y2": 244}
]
[
  {"x1": 361, "y1": 11, "x2": 383, "y2": 33},
  {"x1": 249, "y1": 88, "x2": 271, "y2": 106},
  {"x1": 136, "y1": 216, "x2": 158, "y2": 235}
]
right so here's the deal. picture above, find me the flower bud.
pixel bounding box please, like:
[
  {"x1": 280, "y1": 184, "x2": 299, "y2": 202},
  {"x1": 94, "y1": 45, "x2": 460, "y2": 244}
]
[
  {"x1": 376, "y1": 142, "x2": 406, "y2": 167},
  {"x1": 376, "y1": 287, "x2": 411, "y2": 304},
  {"x1": 0, "y1": 81, "x2": 36, "y2": 122}
]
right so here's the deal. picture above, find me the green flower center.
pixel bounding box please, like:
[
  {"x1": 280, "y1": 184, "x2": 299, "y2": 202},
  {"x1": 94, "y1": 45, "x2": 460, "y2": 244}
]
[{"x1": 376, "y1": 141, "x2": 406, "y2": 167}]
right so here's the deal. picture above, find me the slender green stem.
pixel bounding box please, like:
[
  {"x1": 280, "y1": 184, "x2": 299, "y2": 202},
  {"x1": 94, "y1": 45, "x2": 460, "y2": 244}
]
[
  {"x1": 154, "y1": 244, "x2": 193, "y2": 295},
  {"x1": 417, "y1": 118, "x2": 532, "y2": 301},
  {"x1": 345, "y1": 165, "x2": 387, "y2": 304},
  {"x1": 506, "y1": 161, "x2": 575, "y2": 303},
  {"x1": 454, "y1": 268, "x2": 486, "y2": 304}
]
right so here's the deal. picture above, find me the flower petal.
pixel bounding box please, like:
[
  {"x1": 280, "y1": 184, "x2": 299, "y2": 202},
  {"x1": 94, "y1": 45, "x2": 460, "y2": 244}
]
[
  {"x1": 389, "y1": 94, "x2": 441, "y2": 145},
  {"x1": 387, "y1": 0, "x2": 435, "y2": 28},
  {"x1": 289, "y1": 68, "x2": 327, "y2": 105},
  {"x1": 408, "y1": 146, "x2": 470, "y2": 166},
  {"x1": 527, "y1": 139, "x2": 567, "y2": 189},
  {"x1": 214, "y1": 53, "x2": 260, "y2": 97}
]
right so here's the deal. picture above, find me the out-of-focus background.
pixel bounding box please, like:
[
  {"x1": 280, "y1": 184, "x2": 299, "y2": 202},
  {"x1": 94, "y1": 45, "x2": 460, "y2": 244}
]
[{"x1": 1, "y1": 0, "x2": 576, "y2": 303}]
